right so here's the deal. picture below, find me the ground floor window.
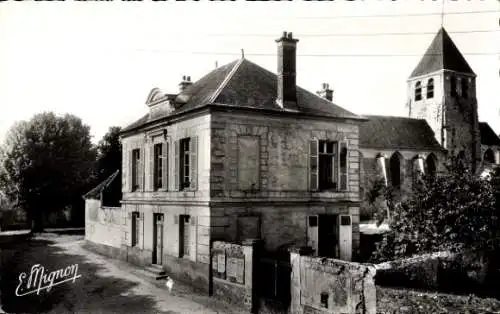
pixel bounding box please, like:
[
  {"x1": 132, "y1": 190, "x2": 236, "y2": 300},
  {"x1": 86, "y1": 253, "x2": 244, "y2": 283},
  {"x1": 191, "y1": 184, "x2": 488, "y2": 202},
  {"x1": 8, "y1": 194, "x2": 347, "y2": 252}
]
[{"x1": 179, "y1": 215, "x2": 190, "y2": 258}]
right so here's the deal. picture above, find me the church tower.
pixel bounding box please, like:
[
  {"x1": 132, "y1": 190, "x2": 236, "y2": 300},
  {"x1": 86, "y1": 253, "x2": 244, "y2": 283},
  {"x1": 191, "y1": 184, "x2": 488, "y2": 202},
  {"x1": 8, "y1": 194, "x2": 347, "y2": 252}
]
[{"x1": 407, "y1": 27, "x2": 481, "y2": 171}]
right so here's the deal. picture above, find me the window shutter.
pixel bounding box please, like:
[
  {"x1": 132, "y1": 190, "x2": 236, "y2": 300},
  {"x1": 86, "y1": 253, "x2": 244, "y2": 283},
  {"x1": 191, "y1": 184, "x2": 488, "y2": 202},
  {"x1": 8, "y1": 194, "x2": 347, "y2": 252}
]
[
  {"x1": 164, "y1": 142, "x2": 169, "y2": 191},
  {"x1": 149, "y1": 144, "x2": 154, "y2": 191},
  {"x1": 190, "y1": 136, "x2": 198, "y2": 190},
  {"x1": 129, "y1": 150, "x2": 134, "y2": 192},
  {"x1": 309, "y1": 139, "x2": 319, "y2": 191},
  {"x1": 190, "y1": 216, "x2": 197, "y2": 226},
  {"x1": 139, "y1": 148, "x2": 144, "y2": 191},
  {"x1": 339, "y1": 140, "x2": 348, "y2": 191},
  {"x1": 174, "y1": 140, "x2": 180, "y2": 191},
  {"x1": 174, "y1": 215, "x2": 179, "y2": 225}
]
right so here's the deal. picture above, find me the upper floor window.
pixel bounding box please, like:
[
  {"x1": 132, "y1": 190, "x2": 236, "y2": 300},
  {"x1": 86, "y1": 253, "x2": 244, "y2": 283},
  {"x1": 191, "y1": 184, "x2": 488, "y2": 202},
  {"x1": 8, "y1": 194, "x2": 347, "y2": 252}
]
[
  {"x1": 461, "y1": 79, "x2": 469, "y2": 99},
  {"x1": 153, "y1": 143, "x2": 164, "y2": 190},
  {"x1": 175, "y1": 137, "x2": 198, "y2": 191},
  {"x1": 415, "y1": 81, "x2": 422, "y2": 101},
  {"x1": 310, "y1": 139, "x2": 348, "y2": 192},
  {"x1": 131, "y1": 149, "x2": 141, "y2": 191},
  {"x1": 426, "y1": 78, "x2": 434, "y2": 99},
  {"x1": 450, "y1": 76, "x2": 457, "y2": 97}
]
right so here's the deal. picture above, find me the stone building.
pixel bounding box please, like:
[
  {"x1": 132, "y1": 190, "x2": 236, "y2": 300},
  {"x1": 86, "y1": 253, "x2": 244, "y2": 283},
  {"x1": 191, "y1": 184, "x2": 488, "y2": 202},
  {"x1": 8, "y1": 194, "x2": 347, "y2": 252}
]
[
  {"x1": 85, "y1": 31, "x2": 367, "y2": 292},
  {"x1": 316, "y1": 27, "x2": 500, "y2": 220}
]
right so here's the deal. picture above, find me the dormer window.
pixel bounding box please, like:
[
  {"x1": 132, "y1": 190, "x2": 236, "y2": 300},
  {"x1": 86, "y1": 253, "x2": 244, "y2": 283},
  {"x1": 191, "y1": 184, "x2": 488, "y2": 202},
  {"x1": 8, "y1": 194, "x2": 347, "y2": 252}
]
[
  {"x1": 426, "y1": 78, "x2": 434, "y2": 99},
  {"x1": 415, "y1": 81, "x2": 422, "y2": 101}
]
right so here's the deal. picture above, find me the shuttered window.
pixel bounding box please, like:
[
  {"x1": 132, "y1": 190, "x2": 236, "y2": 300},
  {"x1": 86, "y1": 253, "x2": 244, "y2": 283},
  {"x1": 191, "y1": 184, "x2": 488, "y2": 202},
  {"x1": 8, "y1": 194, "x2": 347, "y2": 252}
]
[
  {"x1": 131, "y1": 149, "x2": 140, "y2": 192},
  {"x1": 175, "y1": 137, "x2": 198, "y2": 191},
  {"x1": 153, "y1": 143, "x2": 163, "y2": 190},
  {"x1": 309, "y1": 139, "x2": 349, "y2": 191}
]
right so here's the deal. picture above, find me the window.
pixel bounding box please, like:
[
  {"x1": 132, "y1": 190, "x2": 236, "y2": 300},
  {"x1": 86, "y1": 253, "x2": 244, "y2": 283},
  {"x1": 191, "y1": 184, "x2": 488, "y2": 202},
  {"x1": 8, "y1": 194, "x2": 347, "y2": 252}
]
[
  {"x1": 461, "y1": 79, "x2": 469, "y2": 99},
  {"x1": 426, "y1": 78, "x2": 434, "y2": 99},
  {"x1": 310, "y1": 139, "x2": 348, "y2": 191},
  {"x1": 237, "y1": 136, "x2": 260, "y2": 190},
  {"x1": 389, "y1": 153, "x2": 402, "y2": 188},
  {"x1": 450, "y1": 76, "x2": 457, "y2": 97},
  {"x1": 153, "y1": 143, "x2": 164, "y2": 190},
  {"x1": 179, "y1": 215, "x2": 190, "y2": 258},
  {"x1": 131, "y1": 149, "x2": 141, "y2": 191},
  {"x1": 175, "y1": 137, "x2": 197, "y2": 191},
  {"x1": 415, "y1": 81, "x2": 422, "y2": 101},
  {"x1": 131, "y1": 212, "x2": 140, "y2": 247}
]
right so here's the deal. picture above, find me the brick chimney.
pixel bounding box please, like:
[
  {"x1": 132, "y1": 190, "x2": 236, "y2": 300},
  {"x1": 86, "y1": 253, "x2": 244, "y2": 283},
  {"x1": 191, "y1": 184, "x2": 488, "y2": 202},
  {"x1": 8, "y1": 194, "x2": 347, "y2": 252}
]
[
  {"x1": 179, "y1": 75, "x2": 192, "y2": 92},
  {"x1": 317, "y1": 83, "x2": 333, "y2": 102},
  {"x1": 276, "y1": 31, "x2": 299, "y2": 109}
]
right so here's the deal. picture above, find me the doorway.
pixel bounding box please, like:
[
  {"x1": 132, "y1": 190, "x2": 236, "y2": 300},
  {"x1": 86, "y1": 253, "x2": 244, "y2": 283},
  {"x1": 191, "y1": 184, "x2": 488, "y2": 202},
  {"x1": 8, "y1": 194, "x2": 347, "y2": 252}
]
[{"x1": 152, "y1": 213, "x2": 164, "y2": 265}]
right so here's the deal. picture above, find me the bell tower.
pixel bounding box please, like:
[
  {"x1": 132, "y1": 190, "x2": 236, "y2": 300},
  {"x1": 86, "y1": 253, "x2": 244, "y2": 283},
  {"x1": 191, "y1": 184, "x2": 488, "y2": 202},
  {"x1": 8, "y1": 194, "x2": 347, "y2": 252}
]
[{"x1": 407, "y1": 27, "x2": 481, "y2": 171}]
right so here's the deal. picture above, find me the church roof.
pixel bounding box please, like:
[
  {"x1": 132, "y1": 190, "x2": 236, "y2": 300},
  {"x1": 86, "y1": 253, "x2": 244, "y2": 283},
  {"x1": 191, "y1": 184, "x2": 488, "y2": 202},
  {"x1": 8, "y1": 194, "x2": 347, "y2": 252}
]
[
  {"x1": 122, "y1": 58, "x2": 363, "y2": 134},
  {"x1": 479, "y1": 122, "x2": 500, "y2": 146},
  {"x1": 409, "y1": 27, "x2": 475, "y2": 79},
  {"x1": 359, "y1": 115, "x2": 444, "y2": 151}
]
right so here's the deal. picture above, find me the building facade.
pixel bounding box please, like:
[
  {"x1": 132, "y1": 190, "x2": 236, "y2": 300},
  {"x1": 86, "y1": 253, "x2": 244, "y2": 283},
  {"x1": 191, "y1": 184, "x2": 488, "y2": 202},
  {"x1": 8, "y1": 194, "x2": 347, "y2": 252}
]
[{"x1": 86, "y1": 31, "x2": 366, "y2": 292}]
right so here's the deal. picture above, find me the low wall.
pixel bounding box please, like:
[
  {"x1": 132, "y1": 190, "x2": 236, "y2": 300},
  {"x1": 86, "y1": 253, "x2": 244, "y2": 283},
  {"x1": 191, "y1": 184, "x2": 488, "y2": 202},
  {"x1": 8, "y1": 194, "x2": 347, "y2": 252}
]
[
  {"x1": 290, "y1": 248, "x2": 377, "y2": 314},
  {"x1": 85, "y1": 200, "x2": 123, "y2": 249},
  {"x1": 211, "y1": 239, "x2": 261, "y2": 312}
]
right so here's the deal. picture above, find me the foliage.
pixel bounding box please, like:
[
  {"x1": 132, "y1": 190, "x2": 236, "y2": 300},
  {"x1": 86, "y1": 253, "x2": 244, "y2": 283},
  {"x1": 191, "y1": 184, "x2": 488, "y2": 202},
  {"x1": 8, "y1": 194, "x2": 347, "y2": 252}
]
[
  {"x1": 0, "y1": 112, "x2": 96, "y2": 231},
  {"x1": 95, "y1": 126, "x2": 122, "y2": 183},
  {"x1": 370, "y1": 157, "x2": 500, "y2": 263}
]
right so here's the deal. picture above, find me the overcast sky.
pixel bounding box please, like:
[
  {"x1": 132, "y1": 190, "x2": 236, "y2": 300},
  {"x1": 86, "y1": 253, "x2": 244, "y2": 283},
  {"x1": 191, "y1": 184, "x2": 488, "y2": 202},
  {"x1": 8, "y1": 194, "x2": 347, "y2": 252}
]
[{"x1": 1, "y1": 1, "x2": 499, "y2": 144}]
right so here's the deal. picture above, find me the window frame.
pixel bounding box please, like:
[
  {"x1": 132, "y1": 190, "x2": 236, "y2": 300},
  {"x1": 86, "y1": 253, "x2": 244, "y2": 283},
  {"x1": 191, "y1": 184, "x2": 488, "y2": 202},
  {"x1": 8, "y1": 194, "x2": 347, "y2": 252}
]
[
  {"x1": 310, "y1": 139, "x2": 349, "y2": 192},
  {"x1": 180, "y1": 138, "x2": 191, "y2": 190},
  {"x1": 426, "y1": 78, "x2": 434, "y2": 99},
  {"x1": 131, "y1": 149, "x2": 141, "y2": 192},
  {"x1": 415, "y1": 81, "x2": 422, "y2": 101},
  {"x1": 153, "y1": 143, "x2": 164, "y2": 191}
]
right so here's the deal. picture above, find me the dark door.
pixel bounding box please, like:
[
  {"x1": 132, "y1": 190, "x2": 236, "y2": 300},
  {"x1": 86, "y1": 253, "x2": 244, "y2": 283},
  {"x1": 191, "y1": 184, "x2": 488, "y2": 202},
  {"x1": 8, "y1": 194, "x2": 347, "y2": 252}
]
[
  {"x1": 153, "y1": 214, "x2": 164, "y2": 265},
  {"x1": 318, "y1": 214, "x2": 337, "y2": 258}
]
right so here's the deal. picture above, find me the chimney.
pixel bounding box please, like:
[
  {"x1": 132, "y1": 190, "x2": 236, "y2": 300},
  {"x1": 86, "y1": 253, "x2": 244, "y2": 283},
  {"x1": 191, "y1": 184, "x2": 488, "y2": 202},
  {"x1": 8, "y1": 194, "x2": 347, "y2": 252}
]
[
  {"x1": 317, "y1": 83, "x2": 333, "y2": 102},
  {"x1": 276, "y1": 31, "x2": 299, "y2": 109},
  {"x1": 179, "y1": 75, "x2": 192, "y2": 92}
]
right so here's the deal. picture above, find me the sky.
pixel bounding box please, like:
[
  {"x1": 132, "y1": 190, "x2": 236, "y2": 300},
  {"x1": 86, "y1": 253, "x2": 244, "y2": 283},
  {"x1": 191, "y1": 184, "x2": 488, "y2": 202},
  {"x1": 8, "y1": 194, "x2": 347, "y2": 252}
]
[{"x1": 1, "y1": 1, "x2": 499, "y2": 144}]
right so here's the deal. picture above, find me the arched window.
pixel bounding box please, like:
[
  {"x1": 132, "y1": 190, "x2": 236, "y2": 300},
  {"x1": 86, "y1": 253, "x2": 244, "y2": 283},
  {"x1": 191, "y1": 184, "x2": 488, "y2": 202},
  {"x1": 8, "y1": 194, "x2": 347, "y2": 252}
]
[
  {"x1": 426, "y1": 154, "x2": 437, "y2": 178},
  {"x1": 415, "y1": 81, "x2": 422, "y2": 101},
  {"x1": 390, "y1": 153, "x2": 403, "y2": 188},
  {"x1": 461, "y1": 79, "x2": 469, "y2": 99},
  {"x1": 426, "y1": 78, "x2": 434, "y2": 99},
  {"x1": 450, "y1": 76, "x2": 457, "y2": 97},
  {"x1": 484, "y1": 149, "x2": 495, "y2": 164}
]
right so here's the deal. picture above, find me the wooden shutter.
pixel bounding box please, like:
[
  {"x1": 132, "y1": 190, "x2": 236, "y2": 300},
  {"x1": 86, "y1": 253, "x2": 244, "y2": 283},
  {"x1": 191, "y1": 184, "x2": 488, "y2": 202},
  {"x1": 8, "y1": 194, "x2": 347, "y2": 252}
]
[
  {"x1": 138, "y1": 149, "x2": 143, "y2": 191},
  {"x1": 190, "y1": 136, "x2": 198, "y2": 190},
  {"x1": 339, "y1": 140, "x2": 348, "y2": 191},
  {"x1": 164, "y1": 142, "x2": 169, "y2": 191},
  {"x1": 149, "y1": 144, "x2": 155, "y2": 191},
  {"x1": 130, "y1": 150, "x2": 135, "y2": 192},
  {"x1": 309, "y1": 139, "x2": 319, "y2": 191},
  {"x1": 174, "y1": 140, "x2": 180, "y2": 191}
]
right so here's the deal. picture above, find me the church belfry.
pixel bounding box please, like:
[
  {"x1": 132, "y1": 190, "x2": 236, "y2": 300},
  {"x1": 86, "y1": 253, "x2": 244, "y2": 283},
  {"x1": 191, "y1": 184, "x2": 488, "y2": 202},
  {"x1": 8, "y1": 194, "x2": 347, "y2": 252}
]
[{"x1": 407, "y1": 27, "x2": 481, "y2": 171}]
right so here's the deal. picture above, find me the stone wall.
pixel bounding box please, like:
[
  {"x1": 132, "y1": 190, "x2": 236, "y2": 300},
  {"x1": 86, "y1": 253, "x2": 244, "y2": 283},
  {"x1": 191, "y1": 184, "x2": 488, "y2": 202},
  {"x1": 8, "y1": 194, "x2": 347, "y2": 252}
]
[
  {"x1": 85, "y1": 199, "x2": 123, "y2": 249},
  {"x1": 210, "y1": 111, "x2": 361, "y2": 202},
  {"x1": 211, "y1": 240, "x2": 261, "y2": 312},
  {"x1": 290, "y1": 249, "x2": 377, "y2": 314},
  {"x1": 210, "y1": 204, "x2": 359, "y2": 261}
]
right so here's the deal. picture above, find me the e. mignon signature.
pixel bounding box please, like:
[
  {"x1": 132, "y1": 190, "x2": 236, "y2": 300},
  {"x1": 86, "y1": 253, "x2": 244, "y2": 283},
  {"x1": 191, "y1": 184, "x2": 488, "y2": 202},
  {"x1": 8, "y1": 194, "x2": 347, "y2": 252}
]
[{"x1": 15, "y1": 263, "x2": 82, "y2": 297}]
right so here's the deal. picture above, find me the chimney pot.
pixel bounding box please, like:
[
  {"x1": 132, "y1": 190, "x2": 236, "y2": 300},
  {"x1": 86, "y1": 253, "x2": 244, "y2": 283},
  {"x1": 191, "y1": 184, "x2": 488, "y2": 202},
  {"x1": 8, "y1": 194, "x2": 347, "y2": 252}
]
[
  {"x1": 187, "y1": 76, "x2": 191, "y2": 81},
  {"x1": 283, "y1": 31, "x2": 287, "y2": 38},
  {"x1": 318, "y1": 82, "x2": 333, "y2": 102},
  {"x1": 179, "y1": 75, "x2": 193, "y2": 92},
  {"x1": 288, "y1": 32, "x2": 293, "y2": 39}
]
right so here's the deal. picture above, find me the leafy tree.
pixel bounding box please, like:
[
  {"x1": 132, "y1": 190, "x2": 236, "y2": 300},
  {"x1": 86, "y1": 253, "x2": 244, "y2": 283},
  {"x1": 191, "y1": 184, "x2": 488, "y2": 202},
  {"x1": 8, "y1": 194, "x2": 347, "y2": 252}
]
[
  {"x1": 371, "y1": 156, "x2": 500, "y2": 263},
  {"x1": 0, "y1": 112, "x2": 96, "y2": 232},
  {"x1": 95, "y1": 126, "x2": 122, "y2": 183}
]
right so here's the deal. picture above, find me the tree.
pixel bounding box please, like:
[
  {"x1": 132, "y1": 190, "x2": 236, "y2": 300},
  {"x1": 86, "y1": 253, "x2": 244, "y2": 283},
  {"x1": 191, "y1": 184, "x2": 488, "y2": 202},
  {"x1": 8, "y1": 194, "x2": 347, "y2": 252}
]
[
  {"x1": 371, "y1": 157, "x2": 500, "y2": 263},
  {"x1": 0, "y1": 112, "x2": 96, "y2": 232},
  {"x1": 95, "y1": 126, "x2": 122, "y2": 183}
]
